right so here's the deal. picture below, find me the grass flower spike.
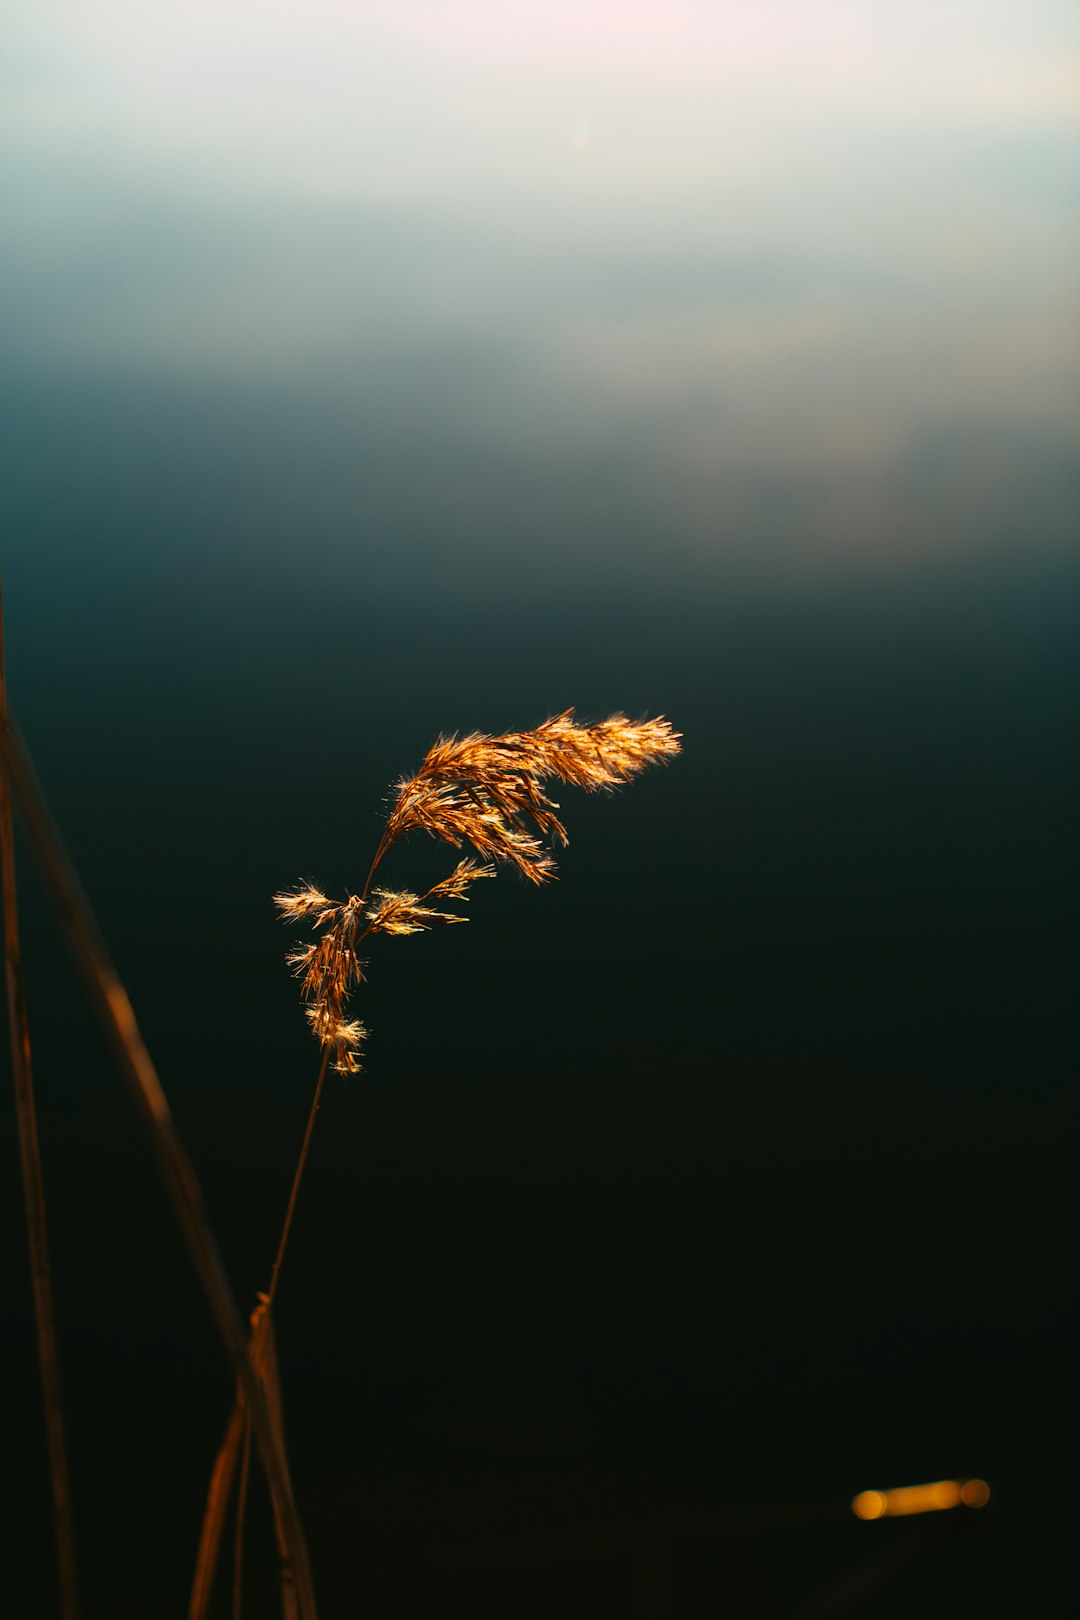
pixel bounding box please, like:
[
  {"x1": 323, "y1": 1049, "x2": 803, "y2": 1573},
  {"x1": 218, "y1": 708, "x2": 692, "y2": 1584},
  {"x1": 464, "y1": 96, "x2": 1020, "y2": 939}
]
[
  {"x1": 198, "y1": 709, "x2": 680, "y2": 1612},
  {"x1": 276, "y1": 711, "x2": 681, "y2": 1067},
  {"x1": 382, "y1": 710, "x2": 681, "y2": 883},
  {"x1": 273, "y1": 888, "x2": 366, "y2": 1074}
]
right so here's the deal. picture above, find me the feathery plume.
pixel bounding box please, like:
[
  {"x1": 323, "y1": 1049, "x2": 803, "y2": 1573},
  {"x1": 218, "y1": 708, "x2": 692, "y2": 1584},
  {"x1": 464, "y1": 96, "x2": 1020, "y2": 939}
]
[
  {"x1": 303, "y1": 1007, "x2": 367, "y2": 1075},
  {"x1": 196, "y1": 711, "x2": 680, "y2": 1608},
  {"x1": 276, "y1": 712, "x2": 680, "y2": 1066},
  {"x1": 276, "y1": 891, "x2": 366, "y2": 1073},
  {"x1": 272, "y1": 885, "x2": 335, "y2": 924},
  {"x1": 365, "y1": 890, "x2": 465, "y2": 936},
  {"x1": 385, "y1": 710, "x2": 680, "y2": 880},
  {"x1": 425, "y1": 858, "x2": 498, "y2": 900},
  {"x1": 364, "y1": 862, "x2": 495, "y2": 936}
]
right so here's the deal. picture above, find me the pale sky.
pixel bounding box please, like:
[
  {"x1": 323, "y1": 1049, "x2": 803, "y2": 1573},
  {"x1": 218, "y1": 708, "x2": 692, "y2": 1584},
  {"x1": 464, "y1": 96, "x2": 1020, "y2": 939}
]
[
  {"x1": 7, "y1": 2, "x2": 1078, "y2": 202},
  {"x1": 4, "y1": 2, "x2": 1078, "y2": 541}
]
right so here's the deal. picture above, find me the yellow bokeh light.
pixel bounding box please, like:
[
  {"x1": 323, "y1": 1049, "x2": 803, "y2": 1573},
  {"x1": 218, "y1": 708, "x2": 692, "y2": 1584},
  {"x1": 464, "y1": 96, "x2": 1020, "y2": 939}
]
[{"x1": 852, "y1": 1477, "x2": 988, "y2": 1519}]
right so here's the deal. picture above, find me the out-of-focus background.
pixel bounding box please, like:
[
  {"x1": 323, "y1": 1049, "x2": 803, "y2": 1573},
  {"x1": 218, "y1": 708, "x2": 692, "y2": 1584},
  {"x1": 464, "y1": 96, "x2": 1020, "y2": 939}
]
[{"x1": 2, "y1": 4, "x2": 1077, "y2": 1614}]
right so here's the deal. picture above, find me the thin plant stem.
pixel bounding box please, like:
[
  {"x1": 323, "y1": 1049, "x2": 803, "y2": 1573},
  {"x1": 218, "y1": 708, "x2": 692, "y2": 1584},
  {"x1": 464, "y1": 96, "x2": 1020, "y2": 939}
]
[
  {"x1": 0, "y1": 717, "x2": 318, "y2": 1620},
  {"x1": 257, "y1": 1311, "x2": 301, "y2": 1620},
  {"x1": 220, "y1": 1044, "x2": 330, "y2": 1611},
  {"x1": 264, "y1": 1048, "x2": 331, "y2": 1317},
  {"x1": 232, "y1": 1408, "x2": 253, "y2": 1620},
  {"x1": 358, "y1": 828, "x2": 393, "y2": 910},
  {"x1": 193, "y1": 1038, "x2": 332, "y2": 1613},
  {"x1": 200, "y1": 706, "x2": 682, "y2": 1610},
  {"x1": 188, "y1": 1399, "x2": 247, "y2": 1620},
  {"x1": 0, "y1": 576, "x2": 80, "y2": 1620},
  {"x1": 197, "y1": 868, "x2": 367, "y2": 1610},
  {"x1": 262, "y1": 831, "x2": 386, "y2": 1328}
]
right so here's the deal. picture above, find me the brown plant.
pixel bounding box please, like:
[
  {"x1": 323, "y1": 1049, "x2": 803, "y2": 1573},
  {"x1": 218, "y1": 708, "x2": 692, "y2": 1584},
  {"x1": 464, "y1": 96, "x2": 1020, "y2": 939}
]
[
  {"x1": 198, "y1": 709, "x2": 681, "y2": 1614},
  {"x1": 0, "y1": 596, "x2": 317, "y2": 1620},
  {"x1": 1, "y1": 577, "x2": 80, "y2": 1619},
  {"x1": 276, "y1": 710, "x2": 681, "y2": 1071}
]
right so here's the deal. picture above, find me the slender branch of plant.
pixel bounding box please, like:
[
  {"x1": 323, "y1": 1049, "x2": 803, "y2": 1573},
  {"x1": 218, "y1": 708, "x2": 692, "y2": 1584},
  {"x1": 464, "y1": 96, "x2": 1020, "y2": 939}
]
[
  {"x1": 205, "y1": 710, "x2": 682, "y2": 1614},
  {"x1": 0, "y1": 708, "x2": 318, "y2": 1620},
  {"x1": 0, "y1": 576, "x2": 81, "y2": 1620}
]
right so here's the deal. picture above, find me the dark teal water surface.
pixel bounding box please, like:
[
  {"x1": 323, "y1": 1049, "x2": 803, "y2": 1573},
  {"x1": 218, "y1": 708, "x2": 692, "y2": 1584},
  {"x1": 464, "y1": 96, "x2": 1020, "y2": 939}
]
[{"x1": 2, "y1": 7, "x2": 1078, "y2": 1613}]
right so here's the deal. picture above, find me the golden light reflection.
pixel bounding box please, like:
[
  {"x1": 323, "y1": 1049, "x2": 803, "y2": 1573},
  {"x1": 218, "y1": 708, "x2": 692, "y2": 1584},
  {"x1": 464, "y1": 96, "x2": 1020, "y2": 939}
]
[{"x1": 852, "y1": 1477, "x2": 990, "y2": 1518}]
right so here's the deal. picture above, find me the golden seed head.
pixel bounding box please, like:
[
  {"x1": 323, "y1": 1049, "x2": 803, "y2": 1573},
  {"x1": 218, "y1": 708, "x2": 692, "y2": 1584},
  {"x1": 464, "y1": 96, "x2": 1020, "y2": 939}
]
[
  {"x1": 385, "y1": 711, "x2": 679, "y2": 880},
  {"x1": 304, "y1": 1004, "x2": 367, "y2": 1073},
  {"x1": 274, "y1": 884, "x2": 340, "y2": 929},
  {"x1": 365, "y1": 886, "x2": 474, "y2": 936},
  {"x1": 276, "y1": 712, "x2": 679, "y2": 1072},
  {"x1": 426, "y1": 858, "x2": 497, "y2": 898}
]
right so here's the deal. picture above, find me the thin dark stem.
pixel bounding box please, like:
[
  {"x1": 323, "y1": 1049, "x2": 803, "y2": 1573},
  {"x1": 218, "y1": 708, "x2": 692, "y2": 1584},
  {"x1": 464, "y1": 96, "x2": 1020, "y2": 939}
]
[
  {"x1": 358, "y1": 827, "x2": 394, "y2": 909},
  {"x1": 267, "y1": 818, "x2": 397, "y2": 1297},
  {"x1": 0, "y1": 718, "x2": 318, "y2": 1620},
  {"x1": 188, "y1": 1399, "x2": 247, "y2": 1620},
  {"x1": 232, "y1": 1408, "x2": 253, "y2": 1620},
  {"x1": 222, "y1": 1046, "x2": 329, "y2": 1616},
  {"x1": 266, "y1": 819, "x2": 399, "y2": 1309},
  {"x1": 264, "y1": 1047, "x2": 331, "y2": 1318},
  {"x1": 0, "y1": 578, "x2": 80, "y2": 1620},
  {"x1": 197, "y1": 831, "x2": 387, "y2": 1613}
]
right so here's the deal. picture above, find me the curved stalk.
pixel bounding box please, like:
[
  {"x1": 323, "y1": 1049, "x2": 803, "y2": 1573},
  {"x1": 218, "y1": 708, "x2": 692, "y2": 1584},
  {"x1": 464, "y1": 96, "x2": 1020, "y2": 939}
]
[
  {"x1": 226, "y1": 1049, "x2": 330, "y2": 1615},
  {"x1": 0, "y1": 719, "x2": 317, "y2": 1619},
  {"x1": 0, "y1": 577, "x2": 80, "y2": 1619}
]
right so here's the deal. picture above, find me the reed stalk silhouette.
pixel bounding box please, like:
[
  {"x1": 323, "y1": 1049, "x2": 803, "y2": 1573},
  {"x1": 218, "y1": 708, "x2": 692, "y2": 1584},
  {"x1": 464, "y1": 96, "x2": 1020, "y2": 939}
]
[
  {"x1": 0, "y1": 677, "x2": 317, "y2": 1620},
  {"x1": 198, "y1": 710, "x2": 681, "y2": 1614},
  {"x1": 0, "y1": 576, "x2": 80, "y2": 1620}
]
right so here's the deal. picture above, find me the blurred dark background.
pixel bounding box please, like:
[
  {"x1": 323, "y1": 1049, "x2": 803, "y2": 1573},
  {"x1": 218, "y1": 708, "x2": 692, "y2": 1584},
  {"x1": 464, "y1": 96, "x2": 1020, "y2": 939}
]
[{"x1": 2, "y1": 4, "x2": 1077, "y2": 1615}]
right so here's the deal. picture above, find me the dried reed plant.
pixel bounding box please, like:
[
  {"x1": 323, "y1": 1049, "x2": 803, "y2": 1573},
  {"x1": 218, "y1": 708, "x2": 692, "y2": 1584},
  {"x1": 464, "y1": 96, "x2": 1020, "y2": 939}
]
[
  {"x1": 276, "y1": 709, "x2": 680, "y2": 1074},
  {"x1": 200, "y1": 710, "x2": 681, "y2": 1614},
  {"x1": 0, "y1": 576, "x2": 80, "y2": 1620},
  {"x1": 0, "y1": 665, "x2": 317, "y2": 1620}
]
